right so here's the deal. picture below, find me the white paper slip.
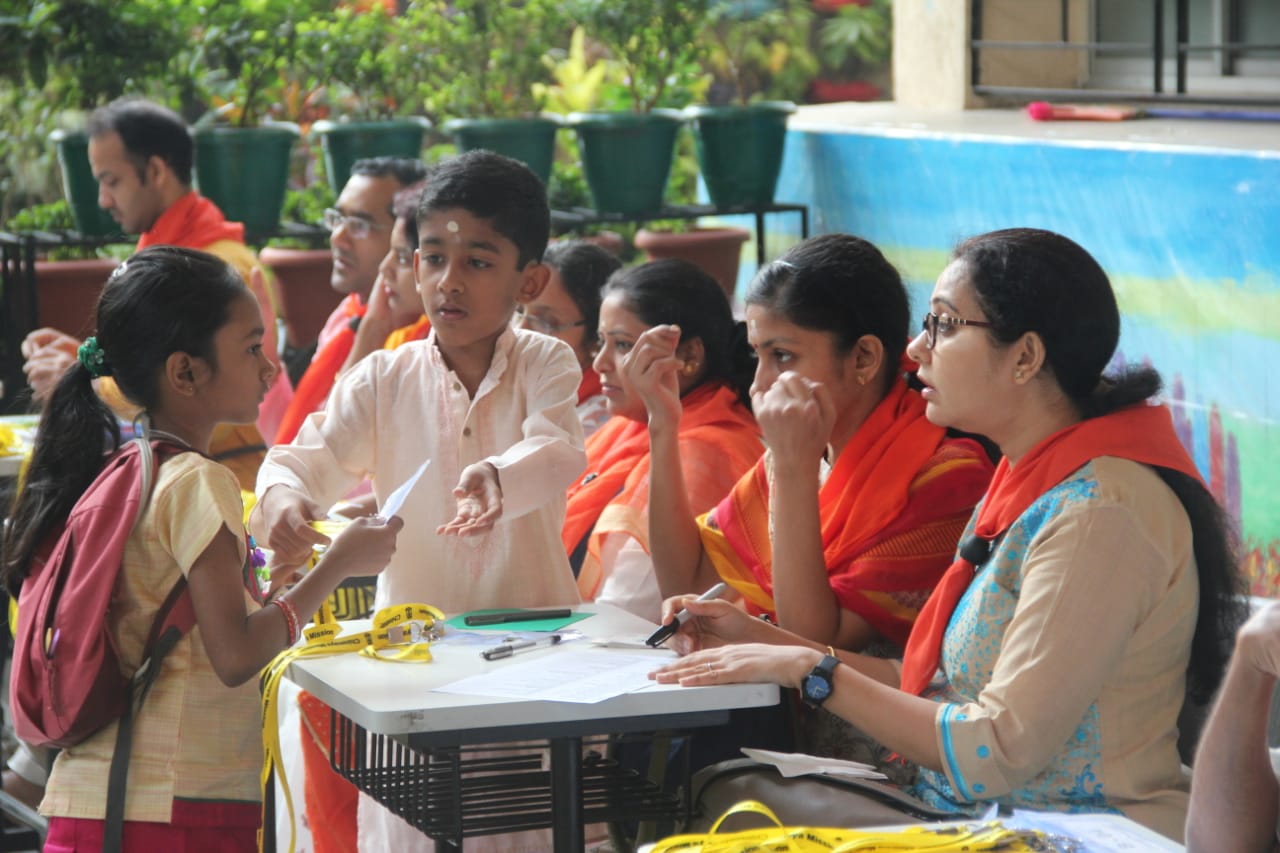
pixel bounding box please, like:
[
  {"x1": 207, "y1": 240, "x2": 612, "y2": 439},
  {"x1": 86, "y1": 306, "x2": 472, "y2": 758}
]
[
  {"x1": 381, "y1": 459, "x2": 431, "y2": 518},
  {"x1": 434, "y1": 647, "x2": 674, "y2": 703},
  {"x1": 1005, "y1": 810, "x2": 1183, "y2": 852},
  {"x1": 741, "y1": 747, "x2": 887, "y2": 780},
  {"x1": 590, "y1": 635, "x2": 667, "y2": 650}
]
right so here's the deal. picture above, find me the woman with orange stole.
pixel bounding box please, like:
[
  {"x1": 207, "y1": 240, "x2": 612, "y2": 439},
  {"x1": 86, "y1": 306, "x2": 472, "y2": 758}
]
[
  {"x1": 565, "y1": 259, "x2": 761, "y2": 623},
  {"x1": 627, "y1": 234, "x2": 993, "y2": 651}
]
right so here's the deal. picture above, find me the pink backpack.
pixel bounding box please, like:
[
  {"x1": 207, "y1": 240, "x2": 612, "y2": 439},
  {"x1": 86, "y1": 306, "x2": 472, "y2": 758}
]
[
  {"x1": 11, "y1": 438, "x2": 195, "y2": 748},
  {"x1": 10, "y1": 438, "x2": 195, "y2": 851}
]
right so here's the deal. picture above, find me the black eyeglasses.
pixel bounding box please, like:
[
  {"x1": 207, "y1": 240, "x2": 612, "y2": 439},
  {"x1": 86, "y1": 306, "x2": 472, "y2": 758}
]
[
  {"x1": 323, "y1": 208, "x2": 390, "y2": 240},
  {"x1": 921, "y1": 311, "x2": 994, "y2": 349}
]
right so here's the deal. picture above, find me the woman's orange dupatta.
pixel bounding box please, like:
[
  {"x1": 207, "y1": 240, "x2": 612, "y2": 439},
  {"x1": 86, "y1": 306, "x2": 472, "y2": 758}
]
[
  {"x1": 701, "y1": 379, "x2": 948, "y2": 619},
  {"x1": 565, "y1": 383, "x2": 760, "y2": 599},
  {"x1": 274, "y1": 295, "x2": 366, "y2": 445},
  {"x1": 898, "y1": 403, "x2": 1201, "y2": 695}
]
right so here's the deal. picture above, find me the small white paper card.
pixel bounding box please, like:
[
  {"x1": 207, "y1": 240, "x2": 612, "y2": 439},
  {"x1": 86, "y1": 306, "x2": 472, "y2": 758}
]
[
  {"x1": 740, "y1": 747, "x2": 887, "y2": 780},
  {"x1": 434, "y1": 647, "x2": 675, "y2": 703},
  {"x1": 381, "y1": 459, "x2": 431, "y2": 518}
]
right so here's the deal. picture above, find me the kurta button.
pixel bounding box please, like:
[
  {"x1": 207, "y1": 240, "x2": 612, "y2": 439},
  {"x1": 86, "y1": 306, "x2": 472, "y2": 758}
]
[
  {"x1": 463, "y1": 427, "x2": 472, "y2": 437},
  {"x1": 452, "y1": 382, "x2": 462, "y2": 392}
]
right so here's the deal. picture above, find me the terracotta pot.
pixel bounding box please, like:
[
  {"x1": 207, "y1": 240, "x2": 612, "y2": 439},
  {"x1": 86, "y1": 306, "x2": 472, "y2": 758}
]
[
  {"x1": 259, "y1": 247, "x2": 339, "y2": 350},
  {"x1": 633, "y1": 227, "x2": 751, "y2": 302},
  {"x1": 35, "y1": 258, "x2": 120, "y2": 337}
]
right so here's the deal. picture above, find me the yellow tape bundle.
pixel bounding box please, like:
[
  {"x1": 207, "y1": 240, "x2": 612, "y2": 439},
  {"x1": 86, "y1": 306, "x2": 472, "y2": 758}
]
[
  {"x1": 258, "y1": 602, "x2": 444, "y2": 853},
  {"x1": 651, "y1": 801, "x2": 1047, "y2": 853}
]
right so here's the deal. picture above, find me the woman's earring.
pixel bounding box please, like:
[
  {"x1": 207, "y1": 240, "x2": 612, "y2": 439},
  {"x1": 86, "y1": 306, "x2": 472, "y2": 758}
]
[
  {"x1": 1015, "y1": 368, "x2": 1026, "y2": 381},
  {"x1": 857, "y1": 375, "x2": 868, "y2": 386},
  {"x1": 682, "y1": 361, "x2": 698, "y2": 376}
]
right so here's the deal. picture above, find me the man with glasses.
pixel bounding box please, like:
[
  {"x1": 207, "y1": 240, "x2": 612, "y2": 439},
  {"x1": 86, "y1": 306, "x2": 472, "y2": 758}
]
[{"x1": 276, "y1": 157, "x2": 426, "y2": 445}]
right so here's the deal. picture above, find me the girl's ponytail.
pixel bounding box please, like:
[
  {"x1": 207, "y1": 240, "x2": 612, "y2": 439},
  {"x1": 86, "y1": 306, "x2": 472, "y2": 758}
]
[{"x1": 2, "y1": 359, "x2": 119, "y2": 593}]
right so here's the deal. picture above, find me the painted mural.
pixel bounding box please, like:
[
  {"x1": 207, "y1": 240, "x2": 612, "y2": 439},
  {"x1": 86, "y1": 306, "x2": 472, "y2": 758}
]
[{"x1": 757, "y1": 125, "x2": 1280, "y2": 593}]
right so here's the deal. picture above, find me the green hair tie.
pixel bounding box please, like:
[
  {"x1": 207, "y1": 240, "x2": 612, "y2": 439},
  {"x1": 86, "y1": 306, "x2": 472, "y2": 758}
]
[{"x1": 77, "y1": 336, "x2": 112, "y2": 378}]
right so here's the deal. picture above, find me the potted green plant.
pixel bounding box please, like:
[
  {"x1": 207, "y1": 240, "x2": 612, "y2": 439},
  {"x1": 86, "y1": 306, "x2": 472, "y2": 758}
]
[
  {"x1": 400, "y1": 0, "x2": 565, "y2": 186},
  {"x1": 18, "y1": 0, "x2": 187, "y2": 236},
  {"x1": 810, "y1": 0, "x2": 892, "y2": 103},
  {"x1": 632, "y1": 135, "x2": 751, "y2": 303},
  {"x1": 299, "y1": 5, "x2": 431, "y2": 195},
  {"x1": 566, "y1": 0, "x2": 711, "y2": 215},
  {"x1": 684, "y1": 0, "x2": 816, "y2": 208},
  {"x1": 191, "y1": 0, "x2": 326, "y2": 233}
]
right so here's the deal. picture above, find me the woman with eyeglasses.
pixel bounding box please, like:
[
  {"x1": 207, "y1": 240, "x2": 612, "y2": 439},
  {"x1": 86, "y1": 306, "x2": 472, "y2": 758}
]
[
  {"x1": 564, "y1": 259, "x2": 762, "y2": 622},
  {"x1": 517, "y1": 240, "x2": 621, "y2": 438},
  {"x1": 630, "y1": 234, "x2": 993, "y2": 654},
  {"x1": 650, "y1": 228, "x2": 1247, "y2": 841},
  {"x1": 338, "y1": 181, "x2": 431, "y2": 371}
]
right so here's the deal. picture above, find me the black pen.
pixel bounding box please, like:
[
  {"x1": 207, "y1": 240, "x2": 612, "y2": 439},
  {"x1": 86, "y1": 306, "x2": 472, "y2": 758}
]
[
  {"x1": 464, "y1": 608, "x2": 573, "y2": 627},
  {"x1": 645, "y1": 582, "x2": 729, "y2": 647},
  {"x1": 481, "y1": 633, "x2": 569, "y2": 661}
]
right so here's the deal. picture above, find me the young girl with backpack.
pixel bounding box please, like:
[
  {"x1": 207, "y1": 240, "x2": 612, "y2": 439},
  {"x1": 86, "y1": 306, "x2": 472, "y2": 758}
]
[{"x1": 0, "y1": 245, "x2": 402, "y2": 852}]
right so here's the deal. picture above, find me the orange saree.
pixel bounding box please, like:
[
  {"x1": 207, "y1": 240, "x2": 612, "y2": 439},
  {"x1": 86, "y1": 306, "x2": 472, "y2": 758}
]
[
  {"x1": 698, "y1": 380, "x2": 994, "y2": 648},
  {"x1": 565, "y1": 383, "x2": 762, "y2": 600}
]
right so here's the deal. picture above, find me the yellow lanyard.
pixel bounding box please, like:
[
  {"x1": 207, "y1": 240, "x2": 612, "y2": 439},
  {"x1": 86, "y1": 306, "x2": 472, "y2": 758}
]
[
  {"x1": 650, "y1": 800, "x2": 1046, "y2": 853},
  {"x1": 258, "y1": 602, "x2": 444, "y2": 853}
]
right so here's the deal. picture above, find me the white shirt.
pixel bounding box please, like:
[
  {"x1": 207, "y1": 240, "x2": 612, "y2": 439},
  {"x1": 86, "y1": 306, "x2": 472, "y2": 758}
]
[{"x1": 257, "y1": 327, "x2": 586, "y2": 611}]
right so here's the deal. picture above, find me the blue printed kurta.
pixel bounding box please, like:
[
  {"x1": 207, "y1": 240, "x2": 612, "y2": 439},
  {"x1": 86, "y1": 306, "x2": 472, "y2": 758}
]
[{"x1": 910, "y1": 456, "x2": 1197, "y2": 842}]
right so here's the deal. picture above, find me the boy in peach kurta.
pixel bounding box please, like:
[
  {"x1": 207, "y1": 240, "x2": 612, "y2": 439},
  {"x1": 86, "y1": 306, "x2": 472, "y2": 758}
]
[{"x1": 252, "y1": 151, "x2": 586, "y2": 853}]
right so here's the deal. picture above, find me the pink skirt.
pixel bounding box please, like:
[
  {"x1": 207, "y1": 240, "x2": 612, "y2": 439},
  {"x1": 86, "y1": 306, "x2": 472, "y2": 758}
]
[{"x1": 45, "y1": 799, "x2": 260, "y2": 853}]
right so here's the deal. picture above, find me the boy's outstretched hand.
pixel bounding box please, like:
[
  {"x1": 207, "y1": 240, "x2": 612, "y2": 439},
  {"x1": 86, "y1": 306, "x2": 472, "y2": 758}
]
[{"x1": 438, "y1": 461, "x2": 503, "y2": 536}]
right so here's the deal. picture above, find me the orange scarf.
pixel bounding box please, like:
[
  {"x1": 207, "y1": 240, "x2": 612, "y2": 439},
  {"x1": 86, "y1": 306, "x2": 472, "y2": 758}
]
[
  {"x1": 274, "y1": 296, "x2": 367, "y2": 445},
  {"x1": 899, "y1": 403, "x2": 1202, "y2": 695},
  {"x1": 136, "y1": 191, "x2": 243, "y2": 250},
  {"x1": 705, "y1": 380, "x2": 946, "y2": 610},
  {"x1": 564, "y1": 383, "x2": 760, "y2": 597},
  {"x1": 383, "y1": 315, "x2": 431, "y2": 350}
]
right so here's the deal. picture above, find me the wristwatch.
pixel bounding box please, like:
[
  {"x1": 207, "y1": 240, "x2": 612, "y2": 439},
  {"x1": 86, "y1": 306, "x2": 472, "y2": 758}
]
[{"x1": 800, "y1": 647, "x2": 840, "y2": 707}]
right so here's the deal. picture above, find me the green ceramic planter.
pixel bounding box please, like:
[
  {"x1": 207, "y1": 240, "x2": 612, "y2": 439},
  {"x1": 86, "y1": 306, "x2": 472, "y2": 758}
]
[
  {"x1": 48, "y1": 130, "x2": 122, "y2": 237},
  {"x1": 194, "y1": 124, "x2": 299, "y2": 233},
  {"x1": 567, "y1": 111, "x2": 684, "y2": 216},
  {"x1": 444, "y1": 117, "x2": 560, "y2": 186},
  {"x1": 684, "y1": 102, "x2": 795, "y2": 208},
  {"x1": 310, "y1": 118, "x2": 431, "y2": 195}
]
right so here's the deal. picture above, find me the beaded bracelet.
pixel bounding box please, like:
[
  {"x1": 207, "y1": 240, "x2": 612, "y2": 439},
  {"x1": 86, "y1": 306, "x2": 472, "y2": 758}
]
[{"x1": 271, "y1": 596, "x2": 300, "y2": 646}]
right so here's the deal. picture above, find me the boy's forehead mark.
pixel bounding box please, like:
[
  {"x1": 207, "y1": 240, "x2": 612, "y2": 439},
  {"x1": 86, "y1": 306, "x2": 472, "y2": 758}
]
[{"x1": 446, "y1": 220, "x2": 459, "y2": 233}]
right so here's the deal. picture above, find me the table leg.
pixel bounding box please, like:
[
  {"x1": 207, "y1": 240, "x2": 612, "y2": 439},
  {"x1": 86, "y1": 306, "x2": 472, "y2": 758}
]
[
  {"x1": 549, "y1": 736, "x2": 585, "y2": 852},
  {"x1": 263, "y1": 767, "x2": 276, "y2": 853}
]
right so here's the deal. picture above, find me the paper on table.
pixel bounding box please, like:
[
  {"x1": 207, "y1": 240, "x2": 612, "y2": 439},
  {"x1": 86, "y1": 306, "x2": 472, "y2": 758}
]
[
  {"x1": 590, "y1": 635, "x2": 667, "y2": 650},
  {"x1": 1005, "y1": 810, "x2": 1183, "y2": 852},
  {"x1": 381, "y1": 458, "x2": 430, "y2": 518},
  {"x1": 434, "y1": 647, "x2": 676, "y2": 703},
  {"x1": 740, "y1": 747, "x2": 887, "y2": 780}
]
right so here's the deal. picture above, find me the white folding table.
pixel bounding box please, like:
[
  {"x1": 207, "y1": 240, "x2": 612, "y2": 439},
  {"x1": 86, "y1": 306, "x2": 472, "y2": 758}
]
[{"x1": 284, "y1": 604, "x2": 780, "y2": 851}]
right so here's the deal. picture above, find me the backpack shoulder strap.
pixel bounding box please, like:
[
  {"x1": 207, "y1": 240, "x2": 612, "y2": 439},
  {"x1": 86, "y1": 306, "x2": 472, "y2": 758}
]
[{"x1": 102, "y1": 439, "x2": 195, "y2": 853}]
